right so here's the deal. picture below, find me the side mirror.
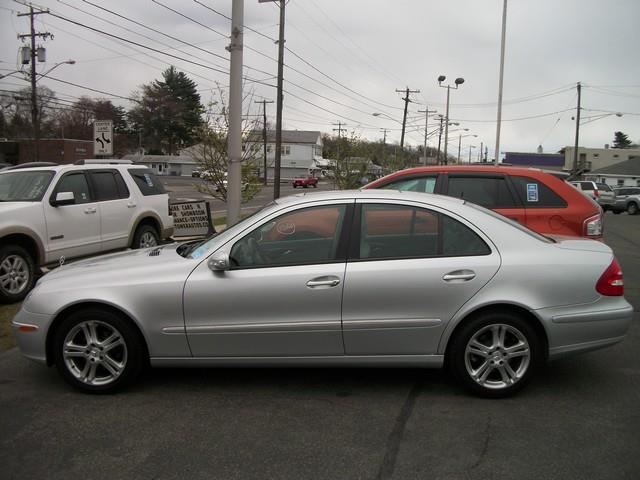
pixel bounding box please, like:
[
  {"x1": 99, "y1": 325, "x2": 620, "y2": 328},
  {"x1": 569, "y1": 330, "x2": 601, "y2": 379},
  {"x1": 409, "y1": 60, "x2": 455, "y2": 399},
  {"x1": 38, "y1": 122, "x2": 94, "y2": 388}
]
[
  {"x1": 51, "y1": 191, "x2": 75, "y2": 207},
  {"x1": 207, "y1": 251, "x2": 230, "y2": 272}
]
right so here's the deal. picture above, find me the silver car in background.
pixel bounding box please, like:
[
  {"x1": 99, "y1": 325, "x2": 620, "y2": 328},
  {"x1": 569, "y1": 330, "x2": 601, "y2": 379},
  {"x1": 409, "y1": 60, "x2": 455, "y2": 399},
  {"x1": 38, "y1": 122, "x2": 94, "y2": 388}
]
[{"x1": 12, "y1": 190, "x2": 633, "y2": 397}]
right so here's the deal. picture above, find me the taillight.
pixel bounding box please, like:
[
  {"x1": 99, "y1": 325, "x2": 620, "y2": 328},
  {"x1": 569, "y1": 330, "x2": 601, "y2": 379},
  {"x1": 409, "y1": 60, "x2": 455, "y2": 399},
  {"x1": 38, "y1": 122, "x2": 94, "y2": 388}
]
[
  {"x1": 596, "y1": 258, "x2": 624, "y2": 296},
  {"x1": 583, "y1": 213, "x2": 602, "y2": 238},
  {"x1": 593, "y1": 189, "x2": 599, "y2": 198}
]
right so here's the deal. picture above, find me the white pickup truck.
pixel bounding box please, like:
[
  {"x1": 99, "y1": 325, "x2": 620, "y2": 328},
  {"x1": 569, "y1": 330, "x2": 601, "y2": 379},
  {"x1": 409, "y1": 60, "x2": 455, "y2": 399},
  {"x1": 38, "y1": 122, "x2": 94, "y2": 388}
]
[{"x1": 0, "y1": 160, "x2": 173, "y2": 303}]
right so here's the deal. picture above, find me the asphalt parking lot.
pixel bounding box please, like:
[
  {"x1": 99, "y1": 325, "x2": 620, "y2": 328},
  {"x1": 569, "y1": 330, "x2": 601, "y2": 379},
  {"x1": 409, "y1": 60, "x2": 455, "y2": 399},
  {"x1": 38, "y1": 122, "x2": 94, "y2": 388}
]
[{"x1": 0, "y1": 212, "x2": 638, "y2": 480}]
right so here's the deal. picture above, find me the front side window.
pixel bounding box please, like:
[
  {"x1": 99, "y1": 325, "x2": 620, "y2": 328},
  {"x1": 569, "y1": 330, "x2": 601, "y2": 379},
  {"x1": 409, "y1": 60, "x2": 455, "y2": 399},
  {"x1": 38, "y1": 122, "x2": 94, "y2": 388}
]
[
  {"x1": 357, "y1": 204, "x2": 489, "y2": 260},
  {"x1": 382, "y1": 176, "x2": 437, "y2": 193},
  {"x1": 0, "y1": 171, "x2": 54, "y2": 201},
  {"x1": 447, "y1": 176, "x2": 518, "y2": 208},
  {"x1": 54, "y1": 172, "x2": 92, "y2": 204},
  {"x1": 230, "y1": 204, "x2": 347, "y2": 268}
]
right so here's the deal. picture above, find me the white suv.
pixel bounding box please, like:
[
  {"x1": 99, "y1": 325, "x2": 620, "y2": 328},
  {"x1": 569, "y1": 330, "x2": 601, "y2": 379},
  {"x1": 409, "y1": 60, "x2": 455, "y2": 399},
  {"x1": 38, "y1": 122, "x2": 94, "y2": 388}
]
[{"x1": 0, "y1": 160, "x2": 174, "y2": 303}]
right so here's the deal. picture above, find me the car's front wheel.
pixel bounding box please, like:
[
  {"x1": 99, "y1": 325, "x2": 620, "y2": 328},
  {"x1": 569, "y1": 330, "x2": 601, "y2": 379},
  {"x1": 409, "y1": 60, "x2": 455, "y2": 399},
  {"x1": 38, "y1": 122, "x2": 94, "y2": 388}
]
[
  {"x1": 627, "y1": 202, "x2": 638, "y2": 215},
  {"x1": 448, "y1": 311, "x2": 541, "y2": 398},
  {"x1": 0, "y1": 244, "x2": 36, "y2": 304},
  {"x1": 132, "y1": 224, "x2": 159, "y2": 249},
  {"x1": 53, "y1": 309, "x2": 146, "y2": 393}
]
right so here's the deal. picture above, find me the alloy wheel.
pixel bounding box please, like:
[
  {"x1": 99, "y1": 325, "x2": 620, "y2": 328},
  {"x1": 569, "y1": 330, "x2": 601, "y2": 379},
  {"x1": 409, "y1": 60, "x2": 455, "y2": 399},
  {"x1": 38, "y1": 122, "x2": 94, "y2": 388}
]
[
  {"x1": 0, "y1": 254, "x2": 29, "y2": 295},
  {"x1": 464, "y1": 323, "x2": 531, "y2": 390},
  {"x1": 62, "y1": 320, "x2": 128, "y2": 386},
  {"x1": 139, "y1": 232, "x2": 158, "y2": 248}
]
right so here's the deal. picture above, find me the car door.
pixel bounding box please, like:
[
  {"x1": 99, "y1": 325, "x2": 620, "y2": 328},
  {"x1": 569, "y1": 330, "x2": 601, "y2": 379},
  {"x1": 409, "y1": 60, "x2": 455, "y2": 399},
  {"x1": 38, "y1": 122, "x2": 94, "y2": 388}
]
[
  {"x1": 183, "y1": 201, "x2": 353, "y2": 357},
  {"x1": 341, "y1": 200, "x2": 500, "y2": 355},
  {"x1": 43, "y1": 170, "x2": 101, "y2": 262},
  {"x1": 445, "y1": 173, "x2": 526, "y2": 224},
  {"x1": 88, "y1": 169, "x2": 132, "y2": 251}
]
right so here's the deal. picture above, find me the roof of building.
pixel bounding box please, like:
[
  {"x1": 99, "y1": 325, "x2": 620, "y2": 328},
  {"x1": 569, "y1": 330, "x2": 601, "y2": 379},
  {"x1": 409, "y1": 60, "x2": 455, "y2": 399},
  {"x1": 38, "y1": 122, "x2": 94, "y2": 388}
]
[
  {"x1": 123, "y1": 154, "x2": 196, "y2": 165},
  {"x1": 590, "y1": 157, "x2": 640, "y2": 176},
  {"x1": 504, "y1": 152, "x2": 564, "y2": 167},
  {"x1": 246, "y1": 130, "x2": 321, "y2": 144}
]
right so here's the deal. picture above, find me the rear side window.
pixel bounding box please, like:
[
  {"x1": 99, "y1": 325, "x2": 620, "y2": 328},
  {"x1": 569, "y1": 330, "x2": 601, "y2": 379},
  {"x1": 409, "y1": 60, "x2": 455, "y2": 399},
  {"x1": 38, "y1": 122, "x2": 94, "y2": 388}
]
[
  {"x1": 447, "y1": 176, "x2": 518, "y2": 208},
  {"x1": 90, "y1": 171, "x2": 129, "y2": 201},
  {"x1": 510, "y1": 176, "x2": 567, "y2": 208},
  {"x1": 381, "y1": 176, "x2": 437, "y2": 193},
  {"x1": 128, "y1": 169, "x2": 166, "y2": 195},
  {"x1": 580, "y1": 182, "x2": 594, "y2": 190}
]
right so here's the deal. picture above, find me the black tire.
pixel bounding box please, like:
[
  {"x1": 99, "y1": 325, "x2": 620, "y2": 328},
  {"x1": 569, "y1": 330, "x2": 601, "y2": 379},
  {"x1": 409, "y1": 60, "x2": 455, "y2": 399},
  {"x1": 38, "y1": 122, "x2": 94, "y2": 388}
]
[
  {"x1": 53, "y1": 308, "x2": 146, "y2": 393},
  {"x1": 613, "y1": 210, "x2": 622, "y2": 215},
  {"x1": 312, "y1": 183, "x2": 318, "y2": 188},
  {"x1": 0, "y1": 244, "x2": 36, "y2": 304},
  {"x1": 448, "y1": 310, "x2": 542, "y2": 398},
  {"x1": 292, "y1": 184, "x2": 297, "y2": 189},
  {"x1": 303, "y1": 184, "x2": 308, "y2": 188},
  {"x1": 627, "y1": 202, "x2": 638, "y2": 215},
  {"x1": 132, "y1": 224, "x2": 159, "y2": 249}
]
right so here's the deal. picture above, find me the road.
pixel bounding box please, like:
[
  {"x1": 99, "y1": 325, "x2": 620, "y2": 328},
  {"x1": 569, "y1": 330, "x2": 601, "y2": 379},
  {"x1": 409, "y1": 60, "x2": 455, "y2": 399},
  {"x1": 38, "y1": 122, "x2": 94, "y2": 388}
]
[{"x1": 0, "y1": 212, "x2": 638, "y2": 480}]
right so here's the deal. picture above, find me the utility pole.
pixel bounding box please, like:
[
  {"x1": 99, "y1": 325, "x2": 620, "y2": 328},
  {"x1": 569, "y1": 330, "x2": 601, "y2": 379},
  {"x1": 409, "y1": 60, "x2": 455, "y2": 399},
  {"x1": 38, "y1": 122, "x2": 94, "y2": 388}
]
[
  {"x1": 479, "y1": 141, "x2": 484, "y2": 162},
  {"x1": 418, "y1": 107, "x2": 436, "y2": 166},
  {"x1": 380, "y1": 127, "x2": 389, "y2": 168},
  {"x1": 255, "y1": 99, "x2": 273, "y2": 185},
  {"x1": 332, "y1": 121, "x2": 347, "y2": 162},
  {"x1": 226, "y1": 0, "x2": 244, "y2": 225},
  {"x1": 18, "y1": 6, "x2": 51, "y2": 162},
  {"x1": 395, "y1": 87, "x2": 420, "y2": 151},
  {"x1": 436, "y1": 115, "x2": 444, "y2": 165},
  {"x1": 273, "y1": 0, "x2": 286, "y2": 199},
  {"x1": 494, "y1": 0, "x2": 508, "y2": 165},
  {"x1": 572, "y1": 81, "x2": 582, "y2": 174},
  {"x1": 457, "y1": 133, "x2": 462, "y2": 164}
]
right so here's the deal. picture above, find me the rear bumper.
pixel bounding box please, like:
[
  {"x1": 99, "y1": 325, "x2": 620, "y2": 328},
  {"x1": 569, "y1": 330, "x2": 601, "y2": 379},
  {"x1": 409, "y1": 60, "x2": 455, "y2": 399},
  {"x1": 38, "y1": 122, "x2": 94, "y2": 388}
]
[{"x1": 536, "y1": 300, "x2": 634, "y2": 360}]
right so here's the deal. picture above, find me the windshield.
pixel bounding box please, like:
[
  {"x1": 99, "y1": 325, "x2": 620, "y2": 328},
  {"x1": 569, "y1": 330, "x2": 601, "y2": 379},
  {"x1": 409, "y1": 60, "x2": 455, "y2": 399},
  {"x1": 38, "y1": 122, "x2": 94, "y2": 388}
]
[{"x1": 0, "y1": 171, "x2": 55, "y2": 202}]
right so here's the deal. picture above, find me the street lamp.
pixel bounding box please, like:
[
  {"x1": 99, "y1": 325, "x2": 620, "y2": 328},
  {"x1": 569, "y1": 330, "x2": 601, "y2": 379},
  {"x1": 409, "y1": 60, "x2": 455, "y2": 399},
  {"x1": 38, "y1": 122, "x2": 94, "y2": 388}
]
[
  {"x1": 36, "y1": 59, "x2": 75, "y2": 82},
  {"x1": 438, "y1": 75, "x2": 465, "y2": 165},
  {"x1": 456, "y1": 132, "x2": 477, "y2": 163}
]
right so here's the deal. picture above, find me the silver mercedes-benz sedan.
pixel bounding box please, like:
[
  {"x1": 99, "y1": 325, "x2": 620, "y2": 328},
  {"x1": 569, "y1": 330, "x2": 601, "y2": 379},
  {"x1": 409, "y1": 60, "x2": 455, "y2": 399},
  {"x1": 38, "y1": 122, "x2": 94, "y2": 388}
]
[{"x1": 11, "y1": 190, "x2": 633, "y2": 397}]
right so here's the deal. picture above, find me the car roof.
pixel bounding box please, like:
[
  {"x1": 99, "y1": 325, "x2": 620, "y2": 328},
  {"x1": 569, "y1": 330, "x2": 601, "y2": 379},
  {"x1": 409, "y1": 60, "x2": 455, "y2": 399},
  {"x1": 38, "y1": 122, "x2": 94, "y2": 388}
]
[
  {"x1": 0, "y1": 162, "x2": 149, "y2": 174},
  {"x1": 275, "y1": 188, "x2": 466, "y2": 208}
]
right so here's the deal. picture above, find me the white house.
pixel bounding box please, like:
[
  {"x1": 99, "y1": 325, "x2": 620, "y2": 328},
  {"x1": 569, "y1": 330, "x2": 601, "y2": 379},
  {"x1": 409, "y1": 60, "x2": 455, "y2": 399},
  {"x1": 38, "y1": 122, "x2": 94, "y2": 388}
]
[
  {"x1": 562, "y1": 146, "x2": 640, "y2": 172},
  {"x1": 122, "y1": 154, "x2": 197, "y2": 176},
  {"x1": 584, "y1": 158, "x2": 640, "y2": 188},
  {"x1": 245, "y1": 130, "x2": 324, "y2": 179}
]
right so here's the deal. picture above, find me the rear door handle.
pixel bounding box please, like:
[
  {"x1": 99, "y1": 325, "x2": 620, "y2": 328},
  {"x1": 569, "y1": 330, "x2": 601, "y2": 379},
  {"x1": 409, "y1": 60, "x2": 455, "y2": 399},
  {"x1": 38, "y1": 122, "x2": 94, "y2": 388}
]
[
  {"x1": 127, "y1": 202, "x2": 137, "y2": 208},
  {"x1": 84, "y1": 207, "x2": 97, "y2": 214},
  {"x1": 306, "y1": 276, "x2": 341, "y2": 288},
  {"x1": 443, "y1": 270, "x2": 476, "y2": 282}
]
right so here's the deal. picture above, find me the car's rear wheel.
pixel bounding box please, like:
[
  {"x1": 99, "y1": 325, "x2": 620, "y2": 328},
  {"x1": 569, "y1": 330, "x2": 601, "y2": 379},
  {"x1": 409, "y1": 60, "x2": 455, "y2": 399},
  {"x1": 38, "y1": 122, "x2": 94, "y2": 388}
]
[
  {"x1": 53, "y1": 309, "x2": 145, "y2": 393},
  {"x1": 627, "y1": 202, "x2": 638, "y2": 215},
  {"x1": 448, "y1": 311, "x2": 541, "y2": 398},
  {"x1": 0, "y1": 244, "x2": 35, "y2": 304},
  {"x1": 132, "y1": 224, "x2": 159, "y2": 249}
]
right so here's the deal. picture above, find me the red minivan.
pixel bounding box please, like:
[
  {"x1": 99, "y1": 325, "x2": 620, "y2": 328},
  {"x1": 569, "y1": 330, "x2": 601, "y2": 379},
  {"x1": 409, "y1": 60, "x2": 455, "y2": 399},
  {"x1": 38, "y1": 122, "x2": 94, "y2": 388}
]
[{"x1": 364, "y1": 165, "x2": 603, "y2": 239}]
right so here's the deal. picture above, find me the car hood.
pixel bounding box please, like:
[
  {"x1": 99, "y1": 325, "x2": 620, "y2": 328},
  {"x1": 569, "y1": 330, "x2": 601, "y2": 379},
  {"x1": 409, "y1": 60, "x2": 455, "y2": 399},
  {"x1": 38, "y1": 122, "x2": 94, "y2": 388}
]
[
  {"x1": 0, "y1": 201, "x2": 39, "y2": 217},
  {"x1": 36, "y1": 243, "x2": 194, "y2": 286}
]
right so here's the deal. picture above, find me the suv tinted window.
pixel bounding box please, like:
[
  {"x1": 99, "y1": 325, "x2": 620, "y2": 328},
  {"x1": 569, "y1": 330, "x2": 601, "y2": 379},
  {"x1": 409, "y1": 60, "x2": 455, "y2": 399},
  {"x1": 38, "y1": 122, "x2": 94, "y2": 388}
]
[
  {"x1": 510, "y1": 176, "x2": 567, "y2": 208},
  {"x1": 128, "y1": 169, "x2": 166, "y2": 195},
  {"x1": 447, "y1": 176, "x2": 518, "y2": 208},
  {"x1": 579, "y1": 181, "x2": 594, "y2": 190},
  {"x1": 382, "y1": 176, "x2": 436, "y2": 193},
  {"x1": 90, "y1": 171, "x2": 129, "y2": 201},
  {"x1": 230, "y1": 205, "x2": 347, "y2": 268},
  {"x1": 357, "y1": 204, "x2": 489, "y2": 260},
  {"x1": 54, "y1": 172, "x2": 92, "y2": 204},
  {"x1": 596, "y1": 183, "x2": 612, "y2": 192}
]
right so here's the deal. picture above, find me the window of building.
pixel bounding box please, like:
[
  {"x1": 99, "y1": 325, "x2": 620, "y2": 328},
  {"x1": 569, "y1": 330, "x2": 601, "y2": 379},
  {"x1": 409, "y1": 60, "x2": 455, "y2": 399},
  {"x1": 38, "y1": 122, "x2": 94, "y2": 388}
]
[
  {"x1": 267, "y1": 145, "x2": 272, "y2": 153},
  {"x1": 230, "y1": 204, "x2": 347, "y2": 268},
  {"x1": 619, "y1": 179, "x2": 626, "y2": 186},
  {"x1": 281, "y1": 145, "x2": 291, "y2": 155}
]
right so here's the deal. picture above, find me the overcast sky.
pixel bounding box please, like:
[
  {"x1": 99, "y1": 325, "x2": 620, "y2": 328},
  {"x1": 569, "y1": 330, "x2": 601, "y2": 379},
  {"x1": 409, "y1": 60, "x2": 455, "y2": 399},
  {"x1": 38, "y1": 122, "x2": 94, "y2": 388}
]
[{"x1": 2, "y1": 0, "x2": 640, "y2": 159}]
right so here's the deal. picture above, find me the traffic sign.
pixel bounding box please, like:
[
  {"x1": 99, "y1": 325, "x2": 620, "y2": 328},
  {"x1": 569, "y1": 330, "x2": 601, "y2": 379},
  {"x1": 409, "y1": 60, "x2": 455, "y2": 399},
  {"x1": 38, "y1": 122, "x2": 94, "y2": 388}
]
[{"x1": 93, "y1": 120, "x2": 113, "y2": 156}]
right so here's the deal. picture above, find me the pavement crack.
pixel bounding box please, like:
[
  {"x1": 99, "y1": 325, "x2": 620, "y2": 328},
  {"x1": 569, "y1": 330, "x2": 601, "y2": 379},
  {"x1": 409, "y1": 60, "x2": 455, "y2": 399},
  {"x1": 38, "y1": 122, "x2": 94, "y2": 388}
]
[
  {"x1": 374, "y1": 381, "x2": 422, "y2": 480},
  {"x1": 469, "y1": 414, "x2": 492, "y2": 471}
]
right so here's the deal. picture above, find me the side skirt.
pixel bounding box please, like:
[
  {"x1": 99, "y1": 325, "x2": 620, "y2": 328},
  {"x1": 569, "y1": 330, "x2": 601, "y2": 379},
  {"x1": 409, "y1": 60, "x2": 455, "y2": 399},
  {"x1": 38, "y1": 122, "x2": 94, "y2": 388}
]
[{"x1": 150, "y1": 355, "x2": 444, "y2": 368}]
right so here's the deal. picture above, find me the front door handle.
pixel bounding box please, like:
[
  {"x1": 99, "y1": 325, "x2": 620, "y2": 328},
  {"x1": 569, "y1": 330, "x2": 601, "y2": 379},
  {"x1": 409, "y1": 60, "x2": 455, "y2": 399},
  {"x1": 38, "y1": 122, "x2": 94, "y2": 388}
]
[
  {"x1": 127, "y1": 202, "x2": 137, "y2": 208},
  {"x1": 84, "y1": 207, "x2": 97, "y2": 214},
  {"x1": 306, "y1": 276, "x2": 341, "y2": 288},
  {"x1": 443, "y1": 270, "x2": 476, "y2": 282}
]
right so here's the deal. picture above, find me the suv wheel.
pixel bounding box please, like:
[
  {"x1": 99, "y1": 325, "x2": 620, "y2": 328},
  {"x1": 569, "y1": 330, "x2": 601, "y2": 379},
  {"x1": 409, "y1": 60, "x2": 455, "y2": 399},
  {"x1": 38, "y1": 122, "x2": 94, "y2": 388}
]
[
  {"x1": 0, "y1": 245, "x2": 36, "y2": 304},
  {"x1": 53, "y1": 309, "x2": 145, "y2": 393},
  {"x1": 627, "y1": 202, "x2": 638, "y2": 215},
  {"x1": 132, "y1": 224, "x2": 159, "y2": 249},
  {"x1": 448, "y1": 310, "x2": 541, "y2": 398}
]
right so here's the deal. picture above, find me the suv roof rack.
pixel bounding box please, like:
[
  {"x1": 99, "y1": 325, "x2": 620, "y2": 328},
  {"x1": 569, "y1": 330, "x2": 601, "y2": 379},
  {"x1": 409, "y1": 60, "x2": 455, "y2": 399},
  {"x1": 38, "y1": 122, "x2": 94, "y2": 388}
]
[
  {"x1": 3, "y1": 162, "x2": 58, "y2": 170},
  {"x1": 74, "y1": 159, "x2": 133, "y2": 165}
]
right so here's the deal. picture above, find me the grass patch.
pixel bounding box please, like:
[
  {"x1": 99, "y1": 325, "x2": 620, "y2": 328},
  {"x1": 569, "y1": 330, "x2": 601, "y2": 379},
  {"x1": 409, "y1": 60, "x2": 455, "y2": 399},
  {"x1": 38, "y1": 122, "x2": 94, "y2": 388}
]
[{"x1": 0, "y1": 303, "x2": 20, "y2": 352}]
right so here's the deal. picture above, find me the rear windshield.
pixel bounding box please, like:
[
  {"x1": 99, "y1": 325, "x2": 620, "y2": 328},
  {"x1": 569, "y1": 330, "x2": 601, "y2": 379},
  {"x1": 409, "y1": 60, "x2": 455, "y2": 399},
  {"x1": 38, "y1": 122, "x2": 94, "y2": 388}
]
[{"x1": 127, "y1": 169, "x2": 166, "y2": 196}]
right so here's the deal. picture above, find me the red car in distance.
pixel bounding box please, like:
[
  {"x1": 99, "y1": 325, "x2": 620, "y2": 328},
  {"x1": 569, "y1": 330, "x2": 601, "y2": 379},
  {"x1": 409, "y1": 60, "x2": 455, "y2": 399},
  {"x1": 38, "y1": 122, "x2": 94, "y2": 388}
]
[
  {"x1": 364, "y1": 165, "x2": 603, "y2": 239},
  {"x1": 292, "y1": 176, "x2": 318, "y2": 188}
]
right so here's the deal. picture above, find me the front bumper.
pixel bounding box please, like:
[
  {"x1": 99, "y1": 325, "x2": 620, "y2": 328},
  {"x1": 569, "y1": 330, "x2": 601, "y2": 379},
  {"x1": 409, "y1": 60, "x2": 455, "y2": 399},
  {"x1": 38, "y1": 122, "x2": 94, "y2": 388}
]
[{"x1": 10, "y1": 307, "x2": 53, "y2": 364}]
